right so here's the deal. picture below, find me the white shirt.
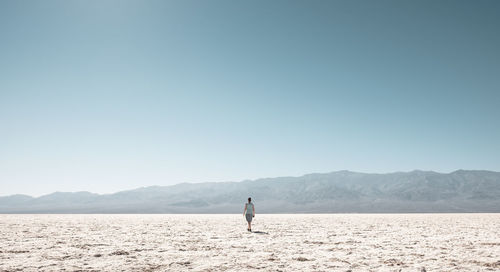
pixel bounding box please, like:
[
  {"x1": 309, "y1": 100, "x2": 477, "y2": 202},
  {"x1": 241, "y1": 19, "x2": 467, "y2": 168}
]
[{"x1": 245, "y1": 203, "x2": 254, "y2": 215}]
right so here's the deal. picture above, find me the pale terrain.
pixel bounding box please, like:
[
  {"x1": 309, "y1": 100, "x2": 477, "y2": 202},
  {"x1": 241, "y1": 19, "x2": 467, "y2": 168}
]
[{"x1": 0, "y1": 214, "x2": 499, "y2": 271}]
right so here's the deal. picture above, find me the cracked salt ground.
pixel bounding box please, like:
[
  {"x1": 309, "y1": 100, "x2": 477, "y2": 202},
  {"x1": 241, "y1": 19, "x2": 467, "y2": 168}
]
[{"x1": 0, "y1": 214, "x2": 499, "y2": 271}]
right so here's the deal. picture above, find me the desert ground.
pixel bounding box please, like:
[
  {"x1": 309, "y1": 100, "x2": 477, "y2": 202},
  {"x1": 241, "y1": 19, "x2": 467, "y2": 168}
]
[{"x1": 0, "y1": 214, "x2": 499, "y2": 271}]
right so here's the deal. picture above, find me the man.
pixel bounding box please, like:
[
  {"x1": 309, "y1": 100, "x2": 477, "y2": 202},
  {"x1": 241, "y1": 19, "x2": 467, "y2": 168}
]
[{"x1": 243, "y1": 197, "x2": 255, "y2": 232}]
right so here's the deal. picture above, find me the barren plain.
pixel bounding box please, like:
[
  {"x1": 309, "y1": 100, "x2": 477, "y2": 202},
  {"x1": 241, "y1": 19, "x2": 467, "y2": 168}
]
[{"x1": 0, "y1": 214, "x2": 499, "y2": 271}]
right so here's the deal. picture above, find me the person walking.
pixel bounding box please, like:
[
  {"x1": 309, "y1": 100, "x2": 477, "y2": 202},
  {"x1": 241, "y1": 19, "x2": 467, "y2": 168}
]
[{"x1": 243, "y1": 197, "x2": 255, "y2": 232}]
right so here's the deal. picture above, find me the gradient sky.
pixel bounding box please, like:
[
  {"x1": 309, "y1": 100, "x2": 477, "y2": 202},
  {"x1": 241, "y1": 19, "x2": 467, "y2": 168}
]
[{"x1": 1, "y1": 0, "x2": 499, "y2": 196}]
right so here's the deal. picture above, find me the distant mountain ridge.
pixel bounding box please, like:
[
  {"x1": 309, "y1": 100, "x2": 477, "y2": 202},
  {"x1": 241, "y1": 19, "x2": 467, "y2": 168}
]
[{"x1": 1, "y1": 170, "x2": 499, "y2": 213}]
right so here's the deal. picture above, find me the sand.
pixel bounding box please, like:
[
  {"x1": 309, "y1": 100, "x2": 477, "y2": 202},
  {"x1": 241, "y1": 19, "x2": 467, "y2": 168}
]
[{"x1": 0, "y1": 214, "x2": 499, "y2": 271}]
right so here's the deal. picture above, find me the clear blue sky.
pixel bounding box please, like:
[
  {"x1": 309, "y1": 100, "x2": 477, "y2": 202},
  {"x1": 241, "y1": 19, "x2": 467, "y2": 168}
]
[{"x1": 1, "y1": 0, "x2": 499, "y2": 196}]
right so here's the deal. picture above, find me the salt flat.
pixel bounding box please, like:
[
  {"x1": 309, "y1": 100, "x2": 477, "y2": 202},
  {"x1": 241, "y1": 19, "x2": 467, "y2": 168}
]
[{"x1": 0, "y1": 214, "x2": 498, "y2": 271}]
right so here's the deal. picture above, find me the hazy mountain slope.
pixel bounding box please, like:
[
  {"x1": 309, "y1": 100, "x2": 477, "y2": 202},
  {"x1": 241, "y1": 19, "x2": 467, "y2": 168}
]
[{"x1": 0, "y1": 170, "x2": 499, "y2": 213}]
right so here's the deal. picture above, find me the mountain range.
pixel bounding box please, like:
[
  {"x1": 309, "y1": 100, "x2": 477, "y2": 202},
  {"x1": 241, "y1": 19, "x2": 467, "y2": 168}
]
[{"x1": 1, "y1": 170, "x2": 499, "y2": 213}]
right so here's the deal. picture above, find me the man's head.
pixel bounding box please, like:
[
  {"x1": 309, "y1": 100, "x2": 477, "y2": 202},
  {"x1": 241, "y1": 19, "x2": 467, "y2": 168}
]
[{"x1": 248, "y1": 197, "x2": 251, "y2": 203}]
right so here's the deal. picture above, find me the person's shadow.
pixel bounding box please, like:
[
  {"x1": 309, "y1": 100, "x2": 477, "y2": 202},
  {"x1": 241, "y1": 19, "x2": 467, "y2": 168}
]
[{"x1": 251, "y1": 231, "x2": 269, "y2": 234}]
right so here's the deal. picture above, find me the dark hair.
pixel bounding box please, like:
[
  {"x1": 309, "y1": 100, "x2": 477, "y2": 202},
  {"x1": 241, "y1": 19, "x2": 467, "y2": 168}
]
[{"x1": 248, "y1": 197, "x2": 251, "y2": 202}]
